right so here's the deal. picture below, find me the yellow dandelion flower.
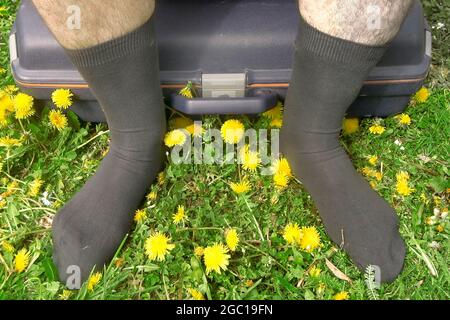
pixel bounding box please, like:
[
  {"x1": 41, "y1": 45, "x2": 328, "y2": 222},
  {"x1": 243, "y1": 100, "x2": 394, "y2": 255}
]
[
  {"x1": 263, "y1": 101, "x2": 283, "y2": 119},
  {"x1": 169, "y1": 117, "x2": 193, "y2": 130},
  {"x1": 186, "y1": 123, "x2": 204, "y2": 137},
  {"x1": 147, "y1": 191, "x2": 157, "y2": 201},
  {"x1": 180, "y1": 82, "x2": 194, "y2": 99},
  {"x1": 361, "y1": 166, "x2": 376, "y2": 178},
  {"x1": 28, "y1": 178, "x2": 43, "y2": 197},
  {"x1": 396, "y1": 171, "x2": 412, "y2": 196},
  {"x1": 164, "y1": 129, "x2": 187, "y2": 147},
  {"x1": 157, "y1": 172, "x2": 165, "y2": 185},
  {"x1": 374, "y1": 171, "x2": 383, "y2": 182},
  {"x1": 274, "y1": 172, "x2": 289, "y2": 189},
  {"x1": 396, "y1": 113, "x2": 411, "y2": 126},
  {"x1": 0, "y1": 67, "x2": 5, "y2": 74},
  {"x1": 225, "y1": 229, "x2": 239, "y2": 252},
  {"x1": 203, "y1": 243, "x2": 230, "y2": 275},
  {"x1": 221, "y1": 119, "x2": 245, "y2": 144},
  {"x1": 433, "y1": 195, "x2": 442, "y2": 207},
  {"x1": 173, "y1": 205, "x2": 187, "y2": 224},
  {"x1": 134, "y1": 209, "x2": 147, "y2": 223},
  {"x1": 396, "y1": 171, "x2": 410, "y2": 182},
  {"x1": 342, "y1": 118, "x2": 359, "y2": 135},
  {"x1": 271, "y1": 194, "x2": 279, "y2": 205},
  {"x1": 145, "y1": 232, "x2": 175, "y2": 261},
  {"x1": 241, "y1": 148, "x2": 261, "y2": 172},
  {"x1": 317, "y1": 283, "x2": 326, "y2": 295},
  {"x1": 370, "y1": 181, "x2": 378, "y2": 189},
  {"x1": 299, "y1": 226, "x2": 321, "y2": 252},
  {"x1": 87, "y1": 272, "x2": 102, "y2": 292},
  {"x1": 14, "y1": 248, "x2": 30, "y2": 273},
  {"x1": 230, "y1": 179, "x2": 251, "y2": 194},
  {"x1": 369, "y1": 125, "x2": 385, "y2": 135},
  {"x1": 0, "y1": 136, "x2": 22, "y2": 148},
  {"x1": 283, "y1": 223, "x2": 302, "y2": 245},
  {"x1": 49, "y1": 110, "x2": 68, "y2": 131},
  {"x1": 396, "y1": 179, "x2": 413, "y2": 196},
  {"x1": 0, "y1": 108, "x2": 8, "y2": 127},
  {"x1": 52, "y1": 89, "x2": 74, "y2": 109},
  {"x1": 413, "y1": 87, "x2": 430, "y2": 104},
  {"x1": 194, "y1": 246, "x2": 205, "y2": 257},
  {"x1": 436, "y1": 225, "x2": 444, "y2": 233},
  {"x1": 59, "y1": 290, "x2": 72, "y2": 300},
  {"x1": 270, "y1": 117, "x2": 283, "y2": 128},
  {"x1": 115, "y1": 257, "x2": 125, "y2": 268},
  {"x1": 188, "y1": 288, "x2": 205, "y2": 300},
  {"x1": 4, "y1": 85, "x2": 19, "y2": 95},
  {"x1": 334, "y1": 291, "x2": 349, "y2": 300},
  {"x1": 309, "y1": 266, "x2": 322, "y2": 277},
  {"x1": 0, "y1": 92, "x2": 14, "y2": 111},
  {"x1": 425, "y1": 216, "x2": 437, "y2": 225},
  {"x1": 272, "y1": 158, "x2": 292, "y2": 177},
  {"x1": 245, "y1": 280, "x2": 254, "y2": 287},
  {"x1": 3, "y1": 181, "x2": 18, "y2": 198},
  {"x1": 368, "y1": 155, "x2": 378, "y2": 166},
  {"x1": 420, "y1": 193, "x2": 429, "y2": 204},
  {"x1": 13, "y1": 93, "x2": 35, "y2": 119},
  {"x1": 2, "y1": 241, "x2": 14, "y2": 253}
]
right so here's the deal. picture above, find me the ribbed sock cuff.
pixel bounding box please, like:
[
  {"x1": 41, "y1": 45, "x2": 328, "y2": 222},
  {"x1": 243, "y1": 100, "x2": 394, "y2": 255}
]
[
  {"x1": 297, "y1": 14, "x2": 387, "y2": 65},
  {"x1": 66, "y1": 17, "x2": 155, "y2": 68}
]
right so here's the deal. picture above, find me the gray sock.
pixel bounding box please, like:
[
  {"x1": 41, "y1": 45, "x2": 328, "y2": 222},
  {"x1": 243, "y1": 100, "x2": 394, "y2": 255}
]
[
  {"x1": 281, "y1": 16, "x2": 406, "y2": 282},
  {"x1": 52, "y1": 17, "x2": 165, "y2": 283}
]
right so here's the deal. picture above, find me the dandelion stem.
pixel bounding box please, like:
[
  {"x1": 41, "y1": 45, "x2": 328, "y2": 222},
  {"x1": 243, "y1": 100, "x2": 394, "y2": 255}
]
[
  {"x1": 177, "y1": 227, "x2": 223, "y2": 232},
  {"x1": 18, "y1": 119, "x2": 27, "y2": 136},
  {"x1": 0, "y1": 229, "x2": 50, "y2": 242},
  {"x1": 251, "y1": 214, "x2": 265, "y2": 243},
  {"x1": 74, "y1": 130, "x2": 109, "y2": 151},
  {"x1": 2, "y1": 171, "x2": 25, "y2": 185},
  {"x1": 18, "y1": 207, "x2": 56, "y2": 214},
  {"x1": 243, "y1": 197, "x2": 265, "y2": 242},
  {"x1": 162, "y1": 273, "x2": 170, "y2": 300},
  {"x1": 166, "y1": 105, "x2": 191, "y2": 120}
]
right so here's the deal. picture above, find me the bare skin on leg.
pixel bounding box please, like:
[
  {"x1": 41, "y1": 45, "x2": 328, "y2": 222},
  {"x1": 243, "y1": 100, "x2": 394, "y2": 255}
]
[
  {"x1": 32, "y1": 0, "x2": 155, "y2": 49},
  {"x1": 299, "y1": 0, "x2": 414, "y2": 46}
]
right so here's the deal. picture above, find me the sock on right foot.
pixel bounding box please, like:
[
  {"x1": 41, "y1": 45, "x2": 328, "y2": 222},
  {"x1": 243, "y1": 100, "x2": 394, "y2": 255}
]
[{"x1": 52, "y1": 17, "x2": 165, "y2": 284}]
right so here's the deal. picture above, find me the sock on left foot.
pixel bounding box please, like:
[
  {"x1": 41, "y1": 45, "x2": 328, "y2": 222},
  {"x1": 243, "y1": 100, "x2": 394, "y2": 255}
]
[{"x1": 281, "y1": 16, "x2": 406, "y2": 283}]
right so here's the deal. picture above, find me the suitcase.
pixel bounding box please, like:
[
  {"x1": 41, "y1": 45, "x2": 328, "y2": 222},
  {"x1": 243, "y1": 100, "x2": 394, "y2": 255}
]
[{"x1": 9, "y1": 0, "x2": 431, "y2": 123}]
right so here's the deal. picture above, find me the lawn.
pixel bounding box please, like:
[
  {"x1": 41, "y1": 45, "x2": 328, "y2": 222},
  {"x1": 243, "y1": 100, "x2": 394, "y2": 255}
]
[{"x1": 0, "y1": 0, "x2": 449, "y2": 300}]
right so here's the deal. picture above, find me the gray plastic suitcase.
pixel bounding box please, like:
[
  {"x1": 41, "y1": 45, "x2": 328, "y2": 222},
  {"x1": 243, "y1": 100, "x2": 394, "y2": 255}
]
[{"x1": 9, "y1": 0, "x2": 431, "y2": 122}]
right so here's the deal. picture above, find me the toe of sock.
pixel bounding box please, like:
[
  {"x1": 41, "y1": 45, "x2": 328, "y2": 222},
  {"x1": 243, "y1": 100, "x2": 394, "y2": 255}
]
[
  {"x1": 52, "y1": 212, "x2": 92, "y2": 285},
  {"x1": 378, "y1": 233, "x2": 406, "y2": 283}
]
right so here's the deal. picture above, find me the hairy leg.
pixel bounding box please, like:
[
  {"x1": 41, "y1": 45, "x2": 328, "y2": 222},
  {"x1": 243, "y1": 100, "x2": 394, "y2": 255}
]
[
  {"x1": 32, "y1": 0, "x2": 163, "y2": 285},
  {"x1": 299, "y1": 0, "x2": 413, "y2": 46},
  {"x1": 32, "y1": 0, "x2": 155, "y2": 49},
  {"x1": 282, "y1": 0, "x2": 413, "y2": 282}
]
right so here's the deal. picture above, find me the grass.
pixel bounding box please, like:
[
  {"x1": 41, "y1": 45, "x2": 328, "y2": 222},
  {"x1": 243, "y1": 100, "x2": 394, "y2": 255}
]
[{"x1": 0, "y1": 0, "x2": 449, "y2": 300}]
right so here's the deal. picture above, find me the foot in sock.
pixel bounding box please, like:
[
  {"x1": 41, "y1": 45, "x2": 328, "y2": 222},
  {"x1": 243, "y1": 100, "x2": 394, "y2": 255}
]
[
  {"x1": 281, "y1": 16, "x2": 406, "y2": 282},
  {"x1": 52, "y1": 18, "x2": 165, "y2": 284}
]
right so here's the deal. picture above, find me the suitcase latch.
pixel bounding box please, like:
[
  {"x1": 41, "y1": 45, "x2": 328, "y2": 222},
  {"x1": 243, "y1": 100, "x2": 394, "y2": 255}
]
[{"x1": 202, "y1": 73, "x2": 246, "y2": 98}]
